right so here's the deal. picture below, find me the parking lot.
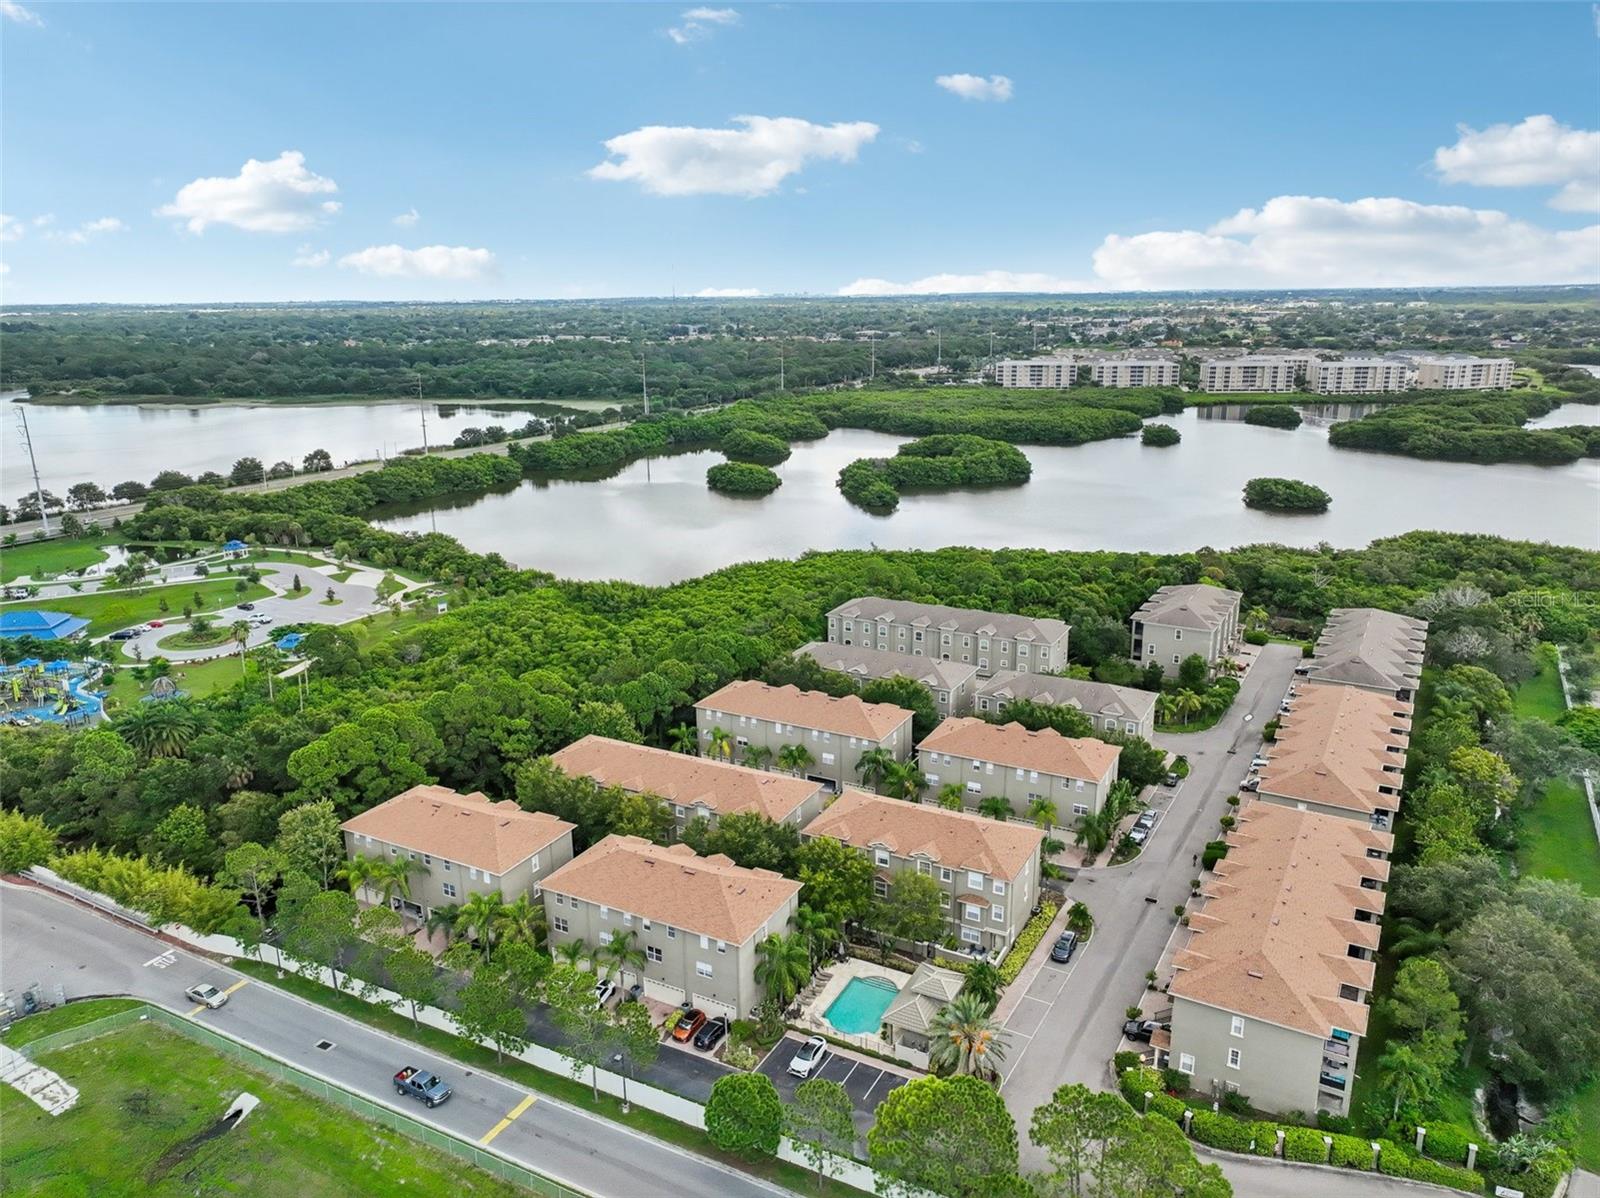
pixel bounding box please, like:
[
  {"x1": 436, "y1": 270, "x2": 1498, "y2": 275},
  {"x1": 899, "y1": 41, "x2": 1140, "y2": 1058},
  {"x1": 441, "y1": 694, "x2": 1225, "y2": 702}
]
[
  {"x1": 995, "y1": 947, "x2": 1086, "y2": 1087},
  {"x1": 757, "y1": 1033, "x2": 910, "y2": 1141}
]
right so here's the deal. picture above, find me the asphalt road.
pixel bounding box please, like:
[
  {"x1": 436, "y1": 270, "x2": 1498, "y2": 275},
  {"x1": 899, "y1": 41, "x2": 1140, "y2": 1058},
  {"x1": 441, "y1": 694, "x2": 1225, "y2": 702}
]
[{"x1": 0, "y1": 882, "x2": 789, "y2": 1198}]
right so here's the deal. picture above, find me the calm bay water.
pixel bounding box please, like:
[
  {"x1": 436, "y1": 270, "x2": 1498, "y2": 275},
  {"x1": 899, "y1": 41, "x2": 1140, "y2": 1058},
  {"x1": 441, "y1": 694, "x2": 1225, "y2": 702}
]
[{"x1": 372, "y1": 407, "x2": 1600, "y2": 584}]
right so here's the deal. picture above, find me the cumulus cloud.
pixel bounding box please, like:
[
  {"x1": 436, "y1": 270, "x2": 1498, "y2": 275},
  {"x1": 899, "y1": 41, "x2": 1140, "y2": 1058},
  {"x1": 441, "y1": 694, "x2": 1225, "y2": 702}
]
[
  {"x1": 1434, "y1": 114, "x2": 1600, "y2": 212},
  {"x1": 0, "y1": 214, "x2": 22, "y2": 242},
  {"x1": 590, "y1": 115, "x2": 878, "y2": 197},
  {"x1": 337, "y1": 244, "x2": 497, "y2": 280},
  {"x1": 1090, "y1": 195, "x2": 1600, "y2": 288},
  {"x1": 693, "y1": 286, "x2": 762, "y2": 297},
  {"x1": 291, "y1": 246, "x2": 330, "y2": 268},
  {"x1": 935, "y1": 74, "x2": 1014, "y2": 102},
  {"x1": 1, "y1": 2, "x2": 44, "y2": 26},
  {"x1": 158, "y1": 151, "x2": 341, "y2": 233},
  {"x1": 839, "y1": 269, "x2": 1092, "y2": 296},
  {"x1": 667, "y1": 6, "x2": 738, "y2": 44},
  {"x1": 48, "y1": 216, "x2": 128, "y2": 245},
  {"x1": 392, "y1": 207, "x2": 420, "y2": 227}
]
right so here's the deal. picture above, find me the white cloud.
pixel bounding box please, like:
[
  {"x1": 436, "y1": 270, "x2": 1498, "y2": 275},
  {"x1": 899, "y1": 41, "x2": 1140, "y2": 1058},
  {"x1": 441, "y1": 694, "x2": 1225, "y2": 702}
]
[
  {"x1": 935, "y1": 73, "x2": 1014, "y2": 102},
  {"x1": 158, "y1": 151, "x2": 341, "y2": 233},
  {"x1": 589, "y1": 115, "x2": 879, "y2": 197},
  {"x1": 0, "y1": 2, "x2": 44, "y2": 27},
  {"x1": 337, "y1": 244, "x2": 497, "y2": 280},
  {"x1": 1434, "y1": 114, "x2": 1600, "y2": 211},
  {"x1": 1090, "y1": 195, "x2": 1600, "y2": 288},
  {"x1": 667, "y1": 6, "x2": 738, "y2": 44},
  {"x1": 392, "y1": 207, "x2": 420, "y2": 227},
  {"x1": 0, "y1": 214, "x2": 22, "y2": 242},
  {"x1": 839, "y1": 269, "x2": 1091, "y2": 296},
  {"x1": 291, "y1": 247, "x2": 331, "y2": 268},
  {"x1": 48, "y1": 216, "x2": 128, "y2": 245},
  {"x1": 693, "y1": 286, "x2": 762, "y2": 297},
  {"x1": 0, "y1": 263, "x2": 10, "y2": 276}
]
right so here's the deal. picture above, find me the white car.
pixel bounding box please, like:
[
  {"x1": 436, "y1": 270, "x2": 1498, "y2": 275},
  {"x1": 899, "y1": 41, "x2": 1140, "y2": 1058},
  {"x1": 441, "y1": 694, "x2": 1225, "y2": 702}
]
[
  {"x1": 251, "y1": 614, "x2": 274, "y2": 626},
  {"x1": 787, "y1": 1035, "x2": 828, "y2": 1078},
  {"x1": 592, "y1": 977, "x2": 619, "y2": 1006},
  {"x1": 185, "y1": 982, "x2": 228, "y2": 1009}
]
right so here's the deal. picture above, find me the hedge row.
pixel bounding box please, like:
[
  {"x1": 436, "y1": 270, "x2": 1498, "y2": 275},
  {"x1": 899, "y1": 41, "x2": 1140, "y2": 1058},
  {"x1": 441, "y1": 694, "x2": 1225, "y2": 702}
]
[
  {"x1": 1376, "y1": 1140, "x2": 1486, "y2": 1193},
  {"x1": 997, "y1": 901, "x2": 1060, "y2": 984}
]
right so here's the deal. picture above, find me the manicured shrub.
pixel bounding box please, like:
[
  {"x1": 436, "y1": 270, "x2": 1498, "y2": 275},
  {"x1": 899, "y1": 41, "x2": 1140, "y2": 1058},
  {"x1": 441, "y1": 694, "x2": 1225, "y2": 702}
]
[
  {"x1": 1281, "y1": 1125, "x2": 1329, "y2": 1163},
  {"x1": 997, "y1": 902, "x2": 1059, "y2": 984},
  {"x1": 1244, "y1": 629, "x2": 1270, "y2": 645},
  {"x1": 1190, "y1": 1110, "x2": 1255, "y2": 1153},
  {"x1": 1329, "y1": 1133, "x2": 1373, "y2": 1170},
  {"x1": 1484, "y1": 1154, "x2": 1571, "y2": 1198},
  {"x1": 1141, "y1": 423, "x2": 1181, "y2": 447},
  {"x1": 1113, "y1": 1050, "x2": 1142, "y2": 1074},
  {"x1": 1378, "y1": 1141, "x2": 1485, "y2": 1194},
  {"x1": 1247, "y1": 1122, "x2": 1279, "y2": 1156},
  {"x1": 706, "y1": 461, "x2": 782, "y2": 496},
  {"x1": 1243, "y1": 476, "x2": 1332, "y2": 514},
  {"x1": 1118, "y1": 1066, "x2": 1163, "y2": 1106},
  {"x1": 1149, "y1": 1092, "x2": 1187, "y2": 1122},
  {"x1": 1419, "y1": 1123, "x2": 1476, "y2": 1165},
  {"x1": 1201, "y1": 840, "x2": 1229, "y2": 869}
]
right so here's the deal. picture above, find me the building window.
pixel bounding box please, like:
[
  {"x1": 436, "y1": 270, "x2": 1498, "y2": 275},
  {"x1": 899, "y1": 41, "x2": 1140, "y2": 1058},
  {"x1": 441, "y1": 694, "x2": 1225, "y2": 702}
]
[
  {"x1": 1230, "y1": 1016, "x2": 1244, "y2": 1038},
  {"x1": 939, "y1": 867, "x2": 953, "y2": 883},
  {"x1": 991, "y1": 905, "x2": 1005, "y2": 924},
  {"x1": 1178, "y1": 1053, "x2": 1195, "y2": 1075},
  {"x1": 1227, "y1": 1048, "x2": 1241, "y2": 1070},
  {"x1": 442, "y1": 882, "x2": 457, "y2": 899},
  {"x1": 963, "y1": 904, "x2": 982, "y2": 922},
  {"x1": 696, "y1": 961, "x2": 713, "y2": 978},
  {"x1": 599, "y1": 930, "x2": 614, "y2": 946},
  {"x1": 667, "y1": 927, "x2": 677, "y2": 940},
  {"x1": 939, "y1": 892, "x2": 951, "y2": 908},
  {"x1": 961, "y1": 927, "x2": 982, "y2": 945},
  {"x1": 873, "y1": 878, "x2": 889, "y2": 898},
  {"x1": 993, "y1": 880, "x2": 1006, "y2": 896},
  {"x1": 422, "y1": 854, "x2": 432, "y2": 866},
  {"x1": 716, "y1": 941, "x2": 727, "y2": 955},
  {"x1": 646, "y1": 945, "x2": 662, "y2": 963},
  {"x1": 551, "y1": 915, "x2": 567, "y2": 934},
  {"x1": 600, "y1": 906, "x2": 610, "y2": 920},
  {"x1": 967, "y1": 871, "x2": 983, "y2": 890},
  {"x1": 554, "y1": 893, "x2": 566, "y2": 906},
  {"x1": 875, "y1": 849, "x2": 890, "y2": 867}
]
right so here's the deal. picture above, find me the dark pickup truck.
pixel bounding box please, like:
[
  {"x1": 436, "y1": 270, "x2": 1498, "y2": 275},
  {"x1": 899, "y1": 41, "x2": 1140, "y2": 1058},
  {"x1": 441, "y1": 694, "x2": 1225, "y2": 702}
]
[{"x1": 394, "y1": 1066, "x2": 453, "y2": 1108}]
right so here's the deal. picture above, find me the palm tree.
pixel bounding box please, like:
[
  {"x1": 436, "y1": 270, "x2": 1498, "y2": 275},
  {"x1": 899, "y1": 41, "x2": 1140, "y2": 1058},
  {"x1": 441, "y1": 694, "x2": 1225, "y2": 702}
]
[
  {"x1": 554, "y1": 938, "x2": 590, "y2": 970},
  {"x1": 500, "y1": 893, "x2": 547, "y2": 948},
  {"x1": 597, "y1": 928, "x2": 646, "y2": 985},
  {"x1": 741, "y1": 743, "x2": 774, "y2": 771},
  {"x1": 793, "y1": 904, "x2": 842, "y2": 967},
  {"x1": 978, "y1": 795, "x2": 1012, "y2": 822},
  {"x1": 336, "y1": 855, "x2": 383, "y2": 900},
  {"x1": 425, "y1": 903, "x2": 462, "y2": 943},
  {"x1": 373, "y1": 857, "x2": 423, "y2": 909},
  {"x1": 706, "y1": 726, "x2": 733, "y2": 762},
  {"x1": 1378, "y1": 1042, "x2": 1434, "y2": 1120},
  {"x1": 1074, "y1": 808, "x2": 1116, "y2": 857},
  {"x1": 754, "y1": 932, "x2": 812, "y2": 1008},
  {"x1": 1245, "y1": 605, "x2": 1270, "y2": 633},
  {"x1": 230, "y1": 619, "x2": 252, "y2": 677},
  {"x1": 668, "y1": 723, "x2": 698, "y2": 755},
  {"x1": 454, "y1": 892, "x2": 510, "y2": 960},
  {"x1": 1169, "y1": 689, "x2": 1204, "y2": 726},
  {"x1": 1025, "y1": 797, "x2": 1058, "y2": 830},
  {"x1": 855, "y1": 747, "x2": 894, "y2": 791},
  {"x1": 935, "y1": 783, "x2": 966, "y2": 811},
  {"x1": 777, "y1": 742, "x2": 815, "y2": 777},
  {"x1": 961, "y1": 962, "x2": 1003, "y2": 1012},
  {"x1": 929, "y1": 993, "x2": 1010, "y2": 1080},
  {"x1": 118, "y1": 700, "x2": 202, "y2": 758},
  {"x1": 881, "y1": 759, "x2": 927, "y2": 801}
]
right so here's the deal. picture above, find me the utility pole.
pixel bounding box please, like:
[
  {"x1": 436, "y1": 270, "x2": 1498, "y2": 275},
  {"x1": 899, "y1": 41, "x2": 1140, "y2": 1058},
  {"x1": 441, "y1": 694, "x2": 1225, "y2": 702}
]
[
  {"x1": 778, "y1": 343, "x2": 785, "y2": 391},
  {"x1": 869, "y1": 334, "x2": 876, "y2": 381},
  {"x1": 416, "y1": 375, "x2": 429, "y2": 453},
  {"x1": 641, "y1": 355, "x2": 650, "y2": 415},
  {"x1": 14, "y1": 406, "x2": 50, "y2": 535},
  {"x1": 988, "y1": 330, "x2": 996, "y2": 379},
  {"x1": 935, "y1": 329, "x2": 942, "y2": 370}
]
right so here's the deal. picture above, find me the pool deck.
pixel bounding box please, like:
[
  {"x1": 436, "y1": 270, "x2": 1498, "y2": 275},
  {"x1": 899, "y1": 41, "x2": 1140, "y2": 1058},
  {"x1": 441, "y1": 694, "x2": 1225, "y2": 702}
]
[{"x1": 794, "y1": 958, "x2": 911, "y2": 1061}]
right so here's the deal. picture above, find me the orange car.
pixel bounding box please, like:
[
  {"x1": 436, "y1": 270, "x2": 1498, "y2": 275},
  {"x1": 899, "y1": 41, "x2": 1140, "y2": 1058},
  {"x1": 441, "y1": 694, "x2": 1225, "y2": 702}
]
[{"x1": 671, "y1": 1008, "x2": 706, "y2": 1042}]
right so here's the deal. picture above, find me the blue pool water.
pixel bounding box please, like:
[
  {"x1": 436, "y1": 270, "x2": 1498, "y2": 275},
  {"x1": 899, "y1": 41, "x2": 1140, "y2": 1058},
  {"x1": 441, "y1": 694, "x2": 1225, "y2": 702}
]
[{"x1": 823, "y1": 976, "x2": 902, "y2": 1035}]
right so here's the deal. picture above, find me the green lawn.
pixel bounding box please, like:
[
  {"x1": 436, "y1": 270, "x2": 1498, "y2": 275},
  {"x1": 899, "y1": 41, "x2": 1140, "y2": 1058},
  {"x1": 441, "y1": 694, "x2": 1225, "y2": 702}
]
[
  {"x1": 1513, "y1": 644, "x2": 1568, "y2": 721},
  {"x1": 1517, "y1": 778, "x2": 1600, "y2": 896},
  {"x1": 0, "y1": 998, "x2": 145, "y2": 1047},
  {"x1": 1566, "y1": 1076, "x2": 1600, "y2": 1171},
  {"x1": 104, "y1": 655, "x2": 252, "y2": 711},
  {"x1": 0, "y1": 1018, "x2": 528, "y2": 1198},
  {"x1": 0, "y1": 537, "x2": 112, "y2": 584},
  {"x1": 0, "y1": 577, "x2": 274, "y2": 637}
]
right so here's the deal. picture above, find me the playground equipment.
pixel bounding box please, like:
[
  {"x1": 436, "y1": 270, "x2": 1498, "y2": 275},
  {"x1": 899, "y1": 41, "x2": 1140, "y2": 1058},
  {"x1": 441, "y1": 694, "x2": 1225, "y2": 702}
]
[{"x1": 0, "y1": 659, "x2": 105, "y2": 727}]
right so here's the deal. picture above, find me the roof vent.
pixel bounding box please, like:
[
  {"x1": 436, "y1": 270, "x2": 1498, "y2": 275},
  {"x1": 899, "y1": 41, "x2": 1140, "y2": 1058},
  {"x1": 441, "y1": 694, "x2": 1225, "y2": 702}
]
[{"x1": 1246, "y1": 969, "x2": 1264, "y2": 979}]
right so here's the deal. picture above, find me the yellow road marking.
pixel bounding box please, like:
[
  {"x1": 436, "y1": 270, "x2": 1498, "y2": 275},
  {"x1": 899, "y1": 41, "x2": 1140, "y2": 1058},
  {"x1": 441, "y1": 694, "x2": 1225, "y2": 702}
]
[
  {"x1": 479, "y1": 1094, "x2": 537, "y2": 1145},
  {"x1": 187, "y1": 978, "x2": 250, "y2": 1017}
]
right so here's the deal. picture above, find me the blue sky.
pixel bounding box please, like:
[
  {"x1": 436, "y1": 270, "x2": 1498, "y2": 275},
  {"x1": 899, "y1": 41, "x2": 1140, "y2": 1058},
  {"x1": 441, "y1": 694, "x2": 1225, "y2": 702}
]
[{"x1": 2, "y1": 1, "x2": 1597, "y2": 302}]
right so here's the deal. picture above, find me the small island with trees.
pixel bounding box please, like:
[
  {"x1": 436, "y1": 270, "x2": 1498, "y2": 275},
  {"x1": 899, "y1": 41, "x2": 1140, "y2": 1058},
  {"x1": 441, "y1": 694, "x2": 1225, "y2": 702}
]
[
  {"x1": 706, "y1": 460, "x2": 782, "y2": 496},
  {"x1": 837, "y1": 434, "x2": 1031, "y2": 513},
  {"x1": 1141, "y1": 423, "x2": 1181, "y2": 447},
  {"x1": 719, "y1": 428, "x2": 793, "y2": 466},
  {"x1": 1243, "y1": 476, "x2": 1332, "y2": 513},
  {"x1": 1243, "y1": 405, "x2": 1303, "y2": 430}
]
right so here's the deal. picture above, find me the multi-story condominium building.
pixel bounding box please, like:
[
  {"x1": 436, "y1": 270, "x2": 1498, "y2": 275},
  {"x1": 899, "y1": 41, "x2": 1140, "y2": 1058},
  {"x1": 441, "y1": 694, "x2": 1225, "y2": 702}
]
[
  {"x1": 994, "y1": 357, "x2": 1079, "y2": 388},
  {"x1": 1198, "y1": 354, "x2": 1316, "y2": 393},
  {"x1": 694, "y1": 680, "x2": 914, "y2": 792},
  {"x1": 1164, "y1": 801, "x2": 1392, "y2": 1117},
  {"x1": 1130, "y1": 584, "x2": 1243, "y2": 677},
  {"x1": 546, "y1": 735, "x2": 829, "y2": 835},
  {"x1": 917, "y1": 717, "x2": 1121, "y2": 825},
  {"x1": 974, "y1": 672, "x2": 1158, "y2": 742},
  {"x1": 540, "y1": 835, "x2": 800, "y2": 1019},
  {"x1": 995, "y1": 355, "x2": 1180, "y2": 388},
  {"x1": 801, "y1": 789, "x2": 1044, "y2": 958},
  {"x1": 1251, "y1": 683, "x2": 1412, "y2": 830},
  {"x1": 826, "y1": 596, "x2": 1070, "y2": 679},
  {"x1": 1410, "y1": 355, "x2": 1514, "y2": 390},
  {"x1": 1309, "y1": 357, "x2": 1410, "y2": 394},
  {"x1": 340, "y1": 785, "x2": 576, "y2": 923},
  {"x1": 1087, "y1": 358, "x2": 1182, "y2": 388},
  {"x1": 1299, "y1": 608, "x2": 1428, "y2": 702},
  {"x1": 795, "y1": 641, "x2": 980, "y2": 718}
]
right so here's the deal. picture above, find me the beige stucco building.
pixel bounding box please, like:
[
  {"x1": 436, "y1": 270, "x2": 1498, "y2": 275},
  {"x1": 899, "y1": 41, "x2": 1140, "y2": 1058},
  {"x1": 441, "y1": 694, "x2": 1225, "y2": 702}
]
[
  {"x1": 795, "y1": 641, "x2": 979, "y2": 718},
  {"x1": 801, "y1": 789, "x2": 1044, "y2": 958},
  {"x1": 1299, "y1": 607, "x2": 1428, "y2": 702},
  {"x1": 1198, "y1": 355, "x2": 1316, "y2": 393},
  {"x1": 694, "y1": 679, "x2": 914, "y2": 792},
  {"x1": 340, "y1": 785, "x2": 576, "y2": 923},
  {"x1": 1411, "y1": 355, "x2": 1513, "y2": 390},
  {"x1": 1310, "y1": 357, "x2": 1410, "y2": 394},
  {"x1": 546, "y1": 735, "x2": 829, "y2": 835},
  {"x1": 917, "y1": 716, "x2": 1121, "y2": 825},
  {"x1": 540, "y1": 835, "x2": 800, "y2": 1019},
  {"x1": 1165, "y1": 801, "x2": 1392, "y2": 1118},
  {"x1": 974, "y1": 672, "x2": 1157, "y2": 742},
  {"x1": 1130, "y1": 584, "x2": 1243, "y2": 677},
  {"x1": 827, "y1": 596, "x2": 1070, "y2": 679}
]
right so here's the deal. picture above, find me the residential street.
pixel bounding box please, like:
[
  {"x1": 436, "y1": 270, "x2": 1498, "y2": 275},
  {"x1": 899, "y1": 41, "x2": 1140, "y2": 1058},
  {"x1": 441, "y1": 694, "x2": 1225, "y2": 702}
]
[{"x1": 0, "y1": 882, "x2": 787, "y2": 1198}]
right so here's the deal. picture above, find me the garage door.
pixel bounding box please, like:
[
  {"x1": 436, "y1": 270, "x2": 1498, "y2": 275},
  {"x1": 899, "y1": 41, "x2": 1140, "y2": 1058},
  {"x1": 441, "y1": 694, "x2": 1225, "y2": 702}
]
[
  {"x1": 644, "y1": 978, "x2": 686, "y2": 1006},
  {"x1": 695, "y1": 994, "x2": 737, "y2": 1020}
]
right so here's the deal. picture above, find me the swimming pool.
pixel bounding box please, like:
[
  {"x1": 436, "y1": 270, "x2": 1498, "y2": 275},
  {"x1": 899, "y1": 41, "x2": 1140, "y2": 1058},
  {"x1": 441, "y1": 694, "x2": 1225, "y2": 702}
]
[{"x1": 822, "y1": 975, "x2": 902, "y2": 1036}]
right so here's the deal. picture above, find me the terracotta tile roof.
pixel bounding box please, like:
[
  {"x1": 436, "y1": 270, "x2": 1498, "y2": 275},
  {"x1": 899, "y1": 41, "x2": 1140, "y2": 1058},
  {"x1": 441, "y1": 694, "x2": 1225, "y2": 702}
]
[
  {"x1": 918, "y1": 717, "x2": 1121, "y2": 782},
  {"x1": 1256, "y1": 685, "x2": 1412, "y2": 816},
  {"x1": 1132, "y1": 584, "x2": 1242, "y2": 632},
  {"x1": 803, "y1": 790, "x2": 1043, "y2": 879},
  {"x1": 695, "y1": 680, "x2": 912, "y2": 741},
  {"x1": 341, "y1": 785, "x2": 575, "y2": 875},
  {"x1": 548, "y1": 736, "x2": 823, "y2": 824},
  {"x1": 883, "y1": 961, "x2": 967, "y2": 1035},
  {"x1": 828, "y1": 596, "x2": 1071, "y2": 644},
  {"x1": 1170, "y1": 801, "x2": 1393, "y2": 1038},
  {"x1": 539, "y1": 835, "x2": 800, "y2": 946},
  {"x1": 977, "y1": 672, "x2": 1157, "y2": 724},
  {"x1": 1304, "y1": 608, "x2": 1429, "y2": 695},
  {"x1": 796, "y1": 642, "x2": 979, "y2": 694}
]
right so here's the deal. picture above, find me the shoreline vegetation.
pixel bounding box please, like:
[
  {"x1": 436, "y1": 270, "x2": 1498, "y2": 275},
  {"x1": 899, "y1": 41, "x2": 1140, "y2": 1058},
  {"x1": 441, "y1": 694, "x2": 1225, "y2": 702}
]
[
  {"x1": 18, "y1": 392, "x2": 610, "y2": 412},
  {"x1": 837, "y1": 433, "x2": 1032, "y2": 514}
]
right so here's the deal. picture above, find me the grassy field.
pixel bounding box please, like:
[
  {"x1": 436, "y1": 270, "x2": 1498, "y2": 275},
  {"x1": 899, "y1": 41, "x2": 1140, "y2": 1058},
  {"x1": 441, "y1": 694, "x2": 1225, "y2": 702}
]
[
  {"x1": 1, "y1": 998, "x2": 145, "y2": 1047},
  {"x1": 104, "y1": 656, "x2": 252, "y2": 710},
  {"x1": 0, "y1": 578, "x2": 274, "y2": 637},
  {"x1": 1513, "y1": 644, "x2": 1568, "y2": 721},
  {"x1": 1568, "y1": 1077, "x2": 1600, "y2": 1171},
  {"x1": 1518, "y1": 778, "x2": 1600, "y2": 896},
  {"x1": 0, "y1": 1017, "x2": 529, "y2": 1198},
  {"x1": 0, "y1": 538, "x2": 112, "y2": 584}
]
